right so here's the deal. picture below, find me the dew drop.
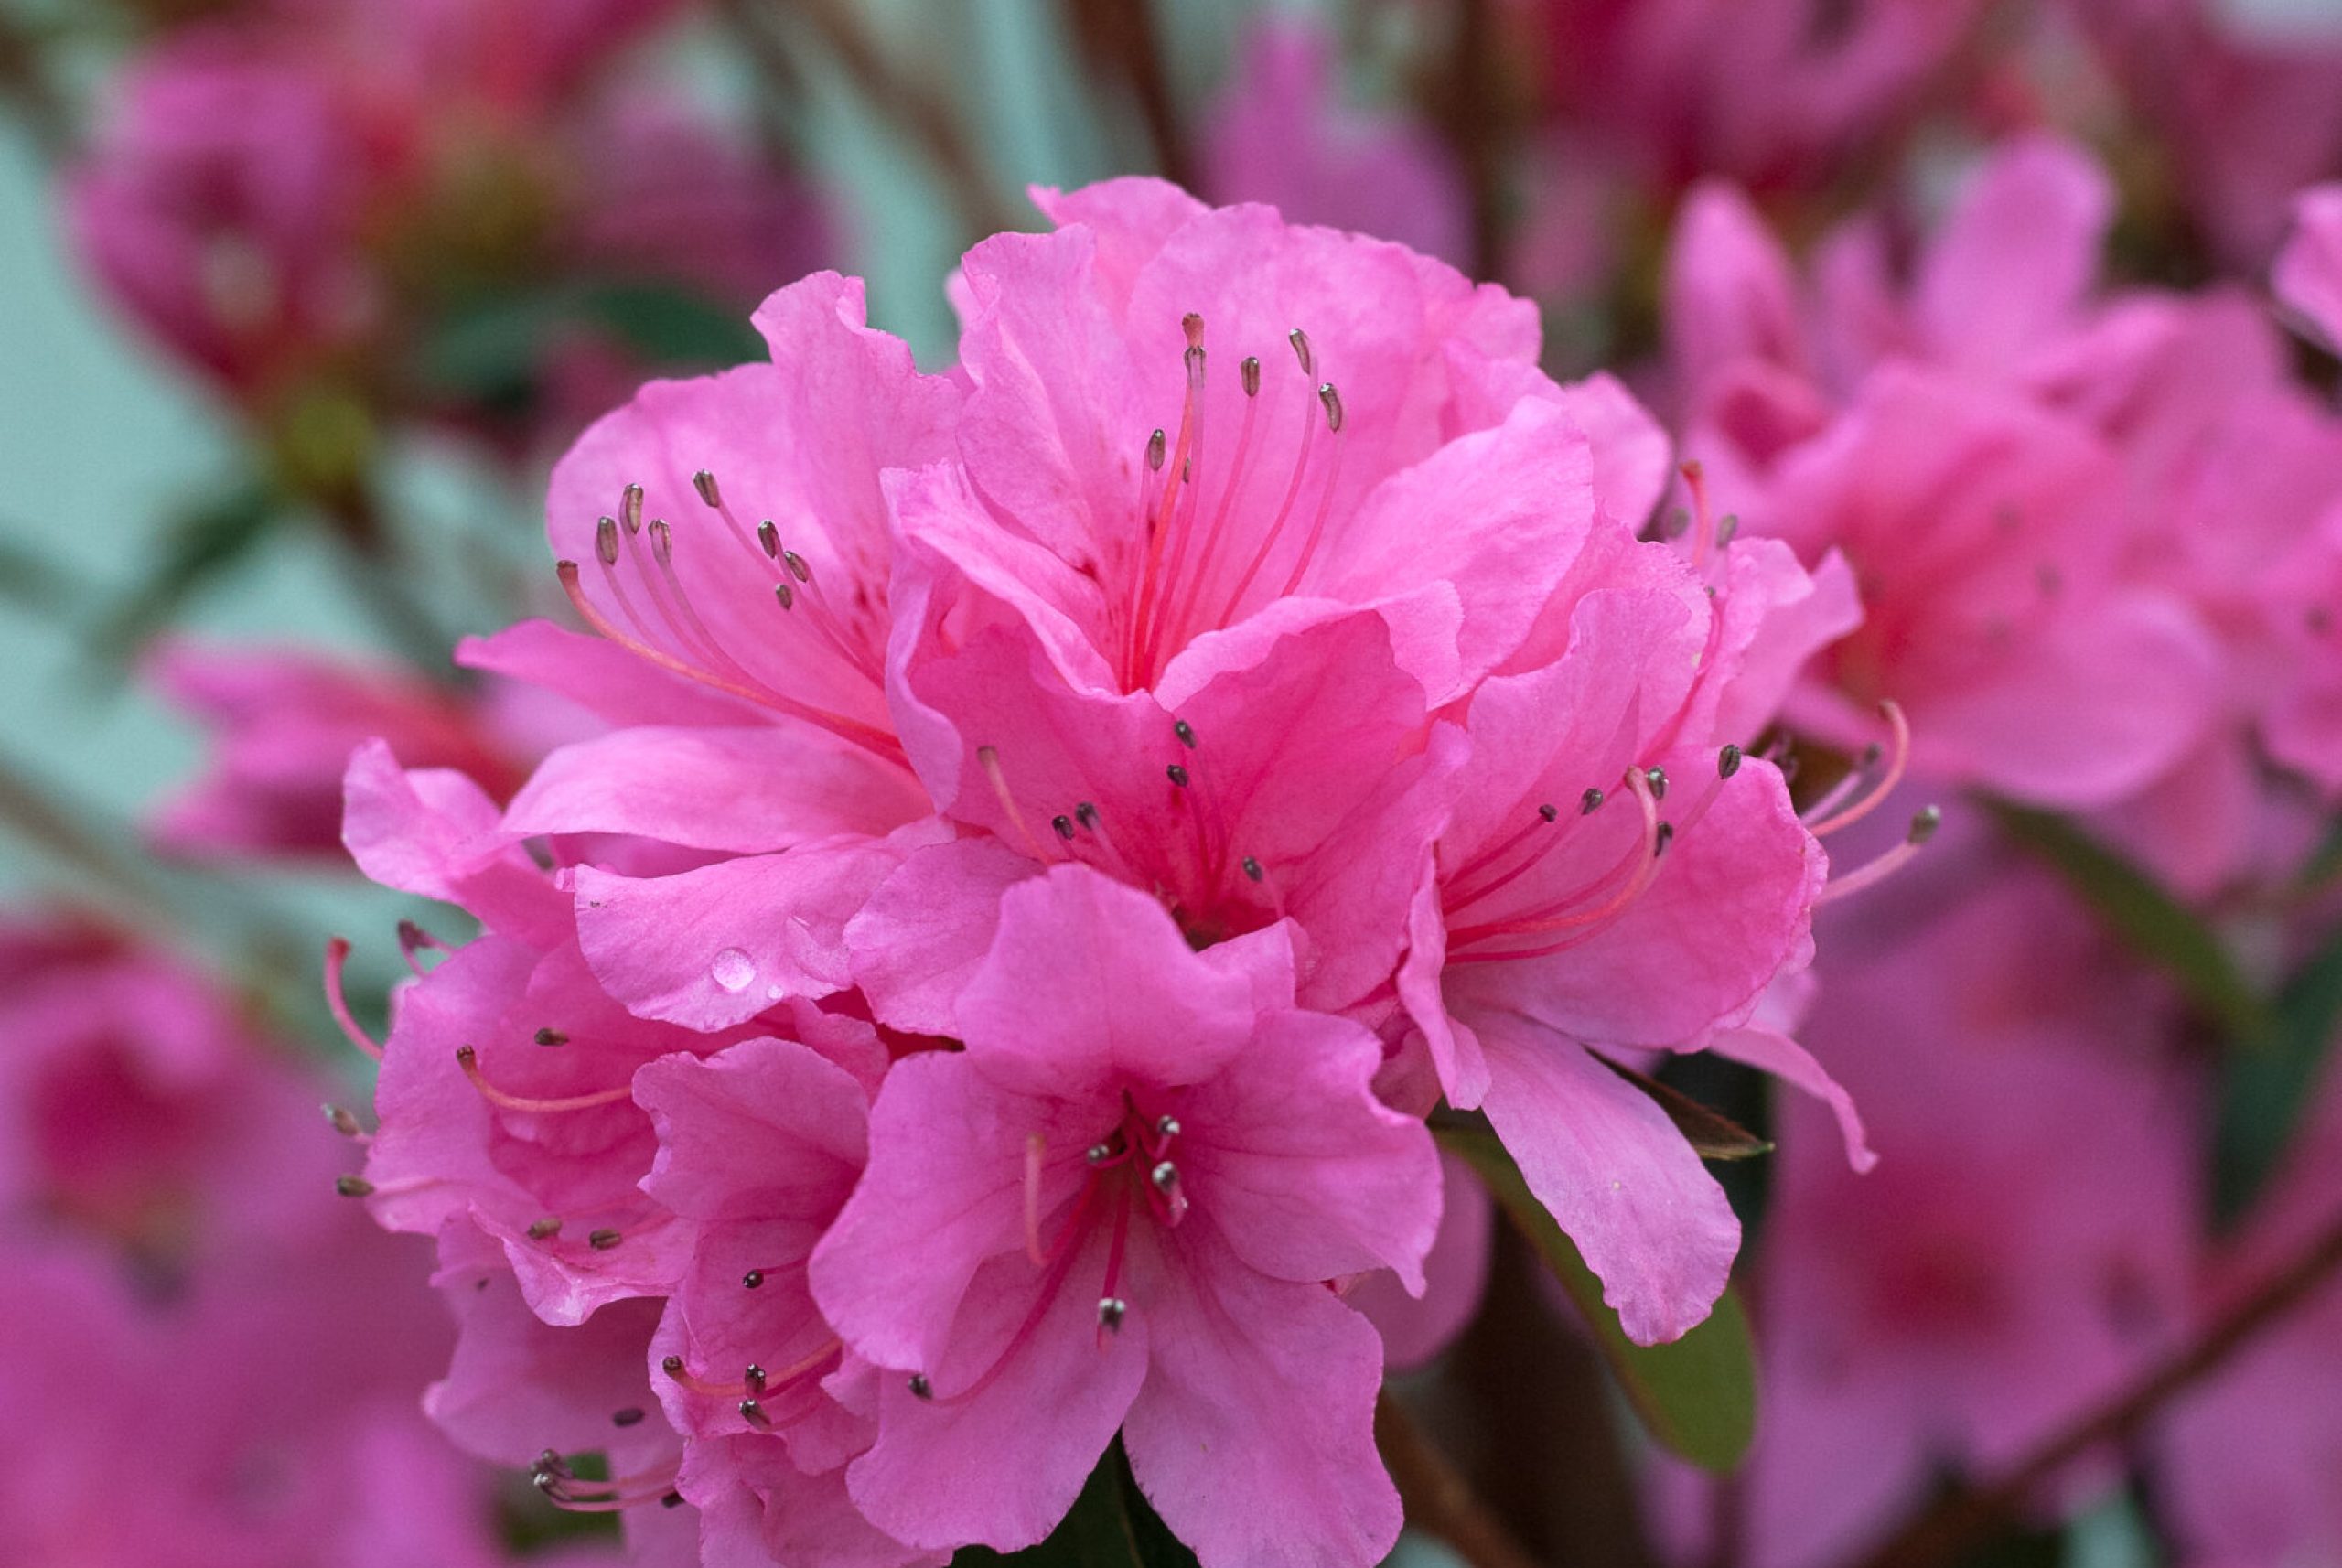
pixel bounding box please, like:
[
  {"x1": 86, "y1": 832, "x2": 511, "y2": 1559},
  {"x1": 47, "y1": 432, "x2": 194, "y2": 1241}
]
[{"x1": 710, "y1": 948, "x2": 756, "y2": 993}]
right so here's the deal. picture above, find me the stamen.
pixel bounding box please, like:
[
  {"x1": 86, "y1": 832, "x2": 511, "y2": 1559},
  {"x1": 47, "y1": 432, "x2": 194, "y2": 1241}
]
[
  {"x1": 1817, "y1": 805, "x2": 1941, "y2": 904},
  {"x1": 533, "y1": 1027, "x2": 568, "y2": 1046},
  {"x1": 335, "y1": 1175, "x2": 374, "y2": 1197},
  {"x1": 1718, "y1": 744, "x2": 1742, "y2": 778},
  {"x1": 595, "y1": 516, "x2": 622, "y2": 567},
  {"x1": 589, "y1": 1229, "x2": 623, "y2": 1251},
  {"x1": 1211, "y1": 331, "x2": 1328, "y2": 628},
  {"x1": 1446, "y1": 766, "x2": 1665, "y2": 953},
  {"x1": 456, "y1": 1046, "x2": 635, "y2": 1114},
  {"x1": 323, "y1": 1103, "x2": 365, "y2": 1139},
  {"x1": 1149, "y1": 1158, "x2": 1188, "y2": 1226},
  {"x1": 323, "y1": 937, "x2": 382, "y2": 1061},
  {"x1": 621, "y1": 483, "x2": 643, "y2": 533},
  {"x1": 1681, "y1": 460, "x2": 1722, "y2": 568},
  {"x1": 1272, "y1": 382, "x2": 1348, "y2": 597},
  {"x1": 1584, "y1": 788, "x2": 1606, "y2": 812},
  {"x1": 742, "y1": 1270, "x2": 764, "y2": 1288},
  {"x1": 1025, "y1": 1133, "x2": 1049, "y2": 1268},
  {"x1": 976, "y1": 745, "x2": 1058, "y2": 865},
  {"x1": 757, "y1": 519, "x2": 780, "y2": 559},
  {"x1": 396, "y1": 918, "x2": 444, "y2": 978},
  {"x1": 528, "y1": 1218, "x2": 563, "y2": 1240},
  {"x1": 1806, "y1": 701, "x2": 1911, "y2": 837},
  {"x1": 1129, "y1": 322, "x2": 1209, "y2": 684}
]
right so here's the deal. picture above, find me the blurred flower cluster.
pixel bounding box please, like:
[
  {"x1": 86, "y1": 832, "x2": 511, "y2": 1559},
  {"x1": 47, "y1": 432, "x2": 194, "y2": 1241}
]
[{"x1": 0, "y1": 3, "x2": 2337, "y2": 1567}]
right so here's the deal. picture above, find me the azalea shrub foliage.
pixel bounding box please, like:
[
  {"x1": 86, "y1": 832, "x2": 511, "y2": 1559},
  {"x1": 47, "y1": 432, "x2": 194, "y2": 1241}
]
[{"x1": 5, "y1": 4, "x2": 2342, "y2": 1568}]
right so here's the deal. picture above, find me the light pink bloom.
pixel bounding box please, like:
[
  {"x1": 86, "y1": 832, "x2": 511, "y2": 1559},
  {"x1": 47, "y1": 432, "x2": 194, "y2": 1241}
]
[
  {"x1": 2273, "y1": 182, "x2": 2342, "y2": 353},
  {"x1": 1200, "y1": 16, "x2": 1468, "y2": 266},
  {"x1": 811, "y1": 866, "x2": 1440, "y2": 1568},
  {"x1": 1652, "y1": 869, "x2": 2197, "y2": 1568},
  {"x1": 149, "y1": 639, "x2": 529, "y2": 859}
]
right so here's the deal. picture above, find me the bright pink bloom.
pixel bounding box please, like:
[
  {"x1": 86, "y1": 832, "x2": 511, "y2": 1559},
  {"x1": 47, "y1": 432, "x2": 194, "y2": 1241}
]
[
  {"x1": 811, "y1": 866, "x2": 1440, "y2": 1568},
  {"x1": 1652, "y1": 869, "x2": 2197, "y2": 1568},
  {"x1": 1200, "y1": 17, "x2": 1468, "y2": 266},
  {"x1": 148, "y1": 639, "x2": 530, "y2": 859},
  {"x1": 2273, "y1": 182, "x2": 2342, "y2": 353}
]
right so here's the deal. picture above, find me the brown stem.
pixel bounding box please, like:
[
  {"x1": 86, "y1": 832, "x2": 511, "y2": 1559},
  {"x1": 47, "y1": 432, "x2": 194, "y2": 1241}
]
[
  {"x1": 1377, "y1": 1389, "x2": 1547, "y2": 1568},
  {"x1": 736, "y1": 0, "x2": 1019, "y2": 240},
  {"x1": 1433, "y1": 0, "x2": 1509, "y2": 283},
  {"x1": 1842, "y1": 1208, "x2": 2342, "y2": 1568}
]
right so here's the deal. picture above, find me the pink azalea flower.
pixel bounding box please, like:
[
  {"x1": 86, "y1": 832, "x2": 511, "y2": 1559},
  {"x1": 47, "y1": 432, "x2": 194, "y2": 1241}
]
[
  {"x1": 2273, "y1": 182, "x2": 2342, "y2": 353},
  {"x1": 810, "y1": 866, "x2": 1440, "y2": 1568},
  {"x1": 1651, "y1": 868, "x2": 2198, "y2": 1568},
  {"x1": 148, "y1": 639, "x2": 531, "y2": 859},
  {"x1": 1199, "y1": 16, "x2": 1469, "y2": 266},
  {"x1": 1664, "y1": 139, "x2": 2228, "y2": 811}
]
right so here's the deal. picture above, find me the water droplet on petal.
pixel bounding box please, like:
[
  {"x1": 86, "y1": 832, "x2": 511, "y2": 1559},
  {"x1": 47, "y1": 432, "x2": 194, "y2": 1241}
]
[{"x1": 711, "y1": 948, "x2": 756, "y2": 993}]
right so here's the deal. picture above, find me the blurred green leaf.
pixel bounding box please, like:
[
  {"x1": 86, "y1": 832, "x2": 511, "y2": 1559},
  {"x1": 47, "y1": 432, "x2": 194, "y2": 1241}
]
[
  {"x1": 1991, "y1": 802, "x2": 2273, "y2": 1046},
  {"x1": 88, "y1": 474, "x2": 285, "y2": 666},
  {"x1": 581, "y1": 282, "x2": 765, "y2": 367},
  {"x1": 956, "y1": 1439, "x2": 1196, "y2": 1568},
  {"x1": 1436, "y1": 1124, "x2": 1758, "y2": 1471},
  {"x1": 1596, "y1": 1052, "x2": 1773, "y2": 1160},
  {"x1": 0, "y1": 532, "x2": 84, "y2": 616},
  {"x1": 2214, "y1": 923, "x2": 2342, "y2": 1225},
  {"x1": 416, "y1": 281, "x2": 762, "y2": 410}
]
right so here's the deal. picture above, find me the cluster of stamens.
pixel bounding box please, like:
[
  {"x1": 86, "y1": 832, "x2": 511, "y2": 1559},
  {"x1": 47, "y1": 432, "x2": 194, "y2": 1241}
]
[
  {"x1": 554, "y1": 473, "x2": 898, "y2": 762},
  {"x1": 530, "y1": 1448, "x2": 682, "y2": 1514},
  {"x1": 904, "y1": 1099, "x2": 1187, "y2": 1406},
  {"x1": 1117, "y1": 314, "x2": 1348, "y2": 692}
]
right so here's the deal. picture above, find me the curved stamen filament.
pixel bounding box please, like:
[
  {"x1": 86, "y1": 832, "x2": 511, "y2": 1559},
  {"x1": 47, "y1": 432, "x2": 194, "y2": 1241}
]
[
  {"x1": 1447, "y1": 768, "x2": 1662, "y2": 949},
  {"x1": 1096, "y1": 1182, "x2": 1133, "y2": 1350},
  {"x1": 1211, "y1": 361, "x2": 1325, "y2": 631},
  {"x1": 1158, "y1": 358, "x2": 1263, "y2": 661},
  {"x1": 1806, "y1": 701, "x2": 1911, "y2": 838},
  {"x1": 1025, "y1": 1133, "x2": 1049, "y2": 1267},
  {"x1": 1128, "y1": 329, "x2": 1208, "y2": 686},
  {"x1": 324, "y1": 938, "x2": 382, "y2": 1061},
  {"x1": 1817, "y1": 806, "x2": 1940, "y2": 904},
  {"x1": 1682, "y1": 460, "x2": 1718, "y2": 569},
  {"x1": 928, "y1": 1176, "x2": 1102, "y2": 1407},
  {"x1": 1273, "y1": 385, "x2": 1348, "y2": 597},
  {"x1": 456, "y1": 1047, "x2": 633, "y2": 1114},
  {"x1": 977, "y1": 746, "x2": 1058, "y2": 865},
  {"x1": 1445, "y1": 802, "x2": 1590, "y2": 915}
]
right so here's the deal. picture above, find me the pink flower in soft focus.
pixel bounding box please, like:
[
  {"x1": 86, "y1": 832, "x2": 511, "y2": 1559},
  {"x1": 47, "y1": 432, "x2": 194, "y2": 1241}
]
[
  {"x1": 67, "y1": 0, "x2": 825, "y2": 442},
  {"x1": 2066, "y1": 0, "x2": 2342, "y2": 268},
  {"x1": 0, "y1": 915, "x2": 330, "y2": 1250},
  {"x1": 149, "y1": 639, "x2": 530, "y2": 859},
  {"x1": 810, "y1": 866, "x2": 1439, "y2": 1568},
  {"x1": 1536, "y1": 0, "x2": 1992, "y2": 193},
  {"x1": 2273, "y1": 182, "x2": 2342, "y2": 353},
  {"x1": 1651, "y1": 868, "x2": 2198, "y2": 1568},
  {"x1": 1665, "y1": 139, "x2": 2232, "y2": 811},
  {"x1": 0, "y1": 910, "x2": 559, "y2": 1568},
  {"x1": 1199, "y1": 16, "x2": 1469, "y2": 266}
]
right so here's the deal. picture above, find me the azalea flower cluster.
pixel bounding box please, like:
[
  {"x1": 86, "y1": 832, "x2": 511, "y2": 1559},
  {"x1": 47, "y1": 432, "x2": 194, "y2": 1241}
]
[{"x1": 328, "y1": 181, "x2": 1899, "y2": 1567}]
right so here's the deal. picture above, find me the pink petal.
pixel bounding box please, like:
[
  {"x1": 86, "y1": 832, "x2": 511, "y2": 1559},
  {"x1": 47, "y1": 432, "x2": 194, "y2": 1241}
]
[
  {"x1": 1469, "y1": 1009, "x2": 1741, "y2": 1346},
  {"x1": 2273, "y1": 183, "x2": 2342, "y2": 352},
  {"x1": 1348, "y1": 1148, "x2": 1496, "y2": 1371},
  {"x1": 845, "y1": 836, "x2": 1036, "y2": 1037},
  {"x1": 1122, "y1": 1222, "x2": 1402, "y2": 1568},
  {"x1": 1704, "y1": 1024, "x2": 1875, "y2": 1172},
  {"x1": 458, "y1": 619, "x2": 762, "y2": 731},
  {"x1": 1914, "y1": 135, "x2": 2112, "y2": 377}
]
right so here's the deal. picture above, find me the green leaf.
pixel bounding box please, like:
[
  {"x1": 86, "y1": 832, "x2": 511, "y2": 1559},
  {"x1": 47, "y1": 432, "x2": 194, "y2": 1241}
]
[
  {"x1": 955, "y1": 1439, "x2": 1198, "y2": 1568},
  {"x1": 1435, "y1": 1124, "x2": 1758, "y2": 1470},
  {"x1": 2214, "y1": 924, "x2": 2342, "y2": 1225},
  {"x1": 1595, "y1": 1051, "x2": 1774, "y2": 1160},
  {"x1": 88, "y1": 475, "x2": 285, "y2": 666},
  {"x1": 1991, "y1": 801, "x2": 2273, "y2": 1046},
  {"x1": 581, "y1": 282, "x2": 765, "y2": 368}
]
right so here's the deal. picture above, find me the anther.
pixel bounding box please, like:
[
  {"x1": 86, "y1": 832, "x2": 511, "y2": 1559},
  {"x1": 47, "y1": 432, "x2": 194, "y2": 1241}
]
[
  {"x1": 775, "y1": 582, "x2": 794, "y2": 611},
  {"x1": 1146, "y1": 429, "x2": 1166, "y2": 471},
  {"x1": 588, "y1": 1228, "x2": 622, "y2": 1251},
  {"x1": 757, "y1": 519, "x2": 779, "y2": 558},
  {"x1": 1166, "y1": 763, "x2": 1190, "y2": 788},
  {"x1": 1182, "y1": 310, "x2": 1205, "y2": 344},
  {"x1": 692, "y1": 469, "x2": 722, "y2": 509},
  {"x1": 528, "y1": 1217, "x2": 563, "y2": 1240},
  {"x1": 1716, "y1": 513, "x2": 1740, "y2": 545},
  {"x1": 1718, "y1": 745, "x2": 1742, "y2": 779},
  {"x1": 744, "y1": 1364, "x2": 766, "y2": 1392},
  {"x1": 323, "y1": 1103, "x2": 362, "y2": 1138},
  {"x1": 1151, "y1": 1160, "x2": 1179, "y2": 1192},
  {"x1": 661, "y1": 1493, "x2": 684, "y2": 1509},
  {"x1": 1645, "y1": 767, "x2": 1668, "y2": 800},
  {"x1": 662, "y1": 1356, "x2": 685, "y2": 1376},
  {"x1": 742, "y1": 1270, "x2": 764, "y2": 1289},
  {"x1": 334, "y1": 1175, "x2": 373, "y2": 1197},
  {"x1": 1318, "y1": 383, "x2": 1344, "y2": 433},
  {"x1": 1288, "y1": 328, "x2": 1315, "y2": 377},
  {"x1": 1157, "y1": 1116, "x2": 1181, "y2": 1138},
  {"x1": 1241, "y1": 356, "x2": 1262, "y2": 397},
  {"x1": 1075, "y1": 801, "x2": 1101, "y2": 830},
  {"x1": 647, "y1": 518, "x2": 672, "y2": 565},
  {"x1": 738, "y1": 1398, "x2": 770, "y2": 1429},
  {"x1": 1098, "y1": 1297, "x2": 1128, "y2": 1333},
  {"x1": 1174, "y1": 720, "x2": 1196, "y2": 748},
  {"x1": 1908, "y1": 805, "x2": 1942, "y2": 844},
  {"x1": 1581, "y1": 788, "x2": 1605, "y2": 814},
  {"x1": 1241, "y1": 856, "x2": 1262, "y2": 882},
  {"x1": 1654, "y1": 822, "x2": 1676, "y2": 856},
  {"x1": 908, "y1": 1374, "x2": 933, "y2": 1401},
  {"x1": 1087, "y1": 1140, "x2": 1118, "y2": 1164},
  {"x1": 1538, "y1": 802, "x2": 1560, "y2": 822},
  {"x1": 612, "y1": 1407, "x2": 645, "y2": 1428},
  {"x1": 595, "y1": 517, "x2": 621, "y2": 566},
  {"x1": 1051, "y1": 814, "x2": 1075, "y2": 840},
  {"x1": 780, "y1": 549, "x2": 811, "y2": 584},
  {"x1": 621, "y1": 483, "x2": 644, "y2": 533},
  {"x1": 534, "y1": 1027, "x2": 568, "y2": 1046}
]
